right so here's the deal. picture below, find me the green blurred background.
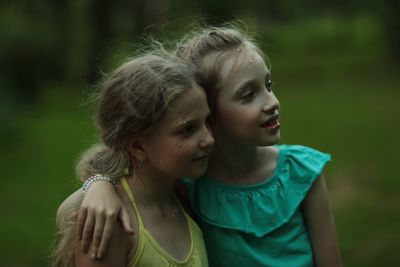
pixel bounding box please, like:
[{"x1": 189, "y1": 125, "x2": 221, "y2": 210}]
[{"x1": 1, "y1": 1, "x2": 399, "y2": 266}]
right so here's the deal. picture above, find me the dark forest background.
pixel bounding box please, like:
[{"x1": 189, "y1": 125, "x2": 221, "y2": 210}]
[{"x1": 1, "y1": 0, "x2": 399, "y2": 266}]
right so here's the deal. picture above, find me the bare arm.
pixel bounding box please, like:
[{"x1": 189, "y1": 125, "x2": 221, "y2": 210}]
[
  {"x1": 303, "y1": 174, "x2": 342, "y2": 267},
  {"x1": 57, "y1": 182, "x2": 133, "y2": 259},
  {"x1": 75, "y1": 221, "x2": 130, "y2": 267}
]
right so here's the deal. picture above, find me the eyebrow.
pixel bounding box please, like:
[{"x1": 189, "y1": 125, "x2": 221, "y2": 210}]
[
  {"x1": 177, "y1": 119, "x2": 191, "y2": 127},
  {"x1": 235, "y1": 80, "x2": 257, "y2": 96},
  {"x1": 176, "y1": 111, "x2": 211, "y2": 127},
  {"x1": 235, "y1": 72, "x2": 271, "y2": 96}
]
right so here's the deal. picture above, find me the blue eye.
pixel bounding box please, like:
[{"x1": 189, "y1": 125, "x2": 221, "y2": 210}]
[
  {"x1": 266, "y1": 80, "x2": 273, "y2": 92},
  {"x1": 182, "y1": 125, "x2": 194, "y2": 134},
  {"x1": 241, "y1": 89, "x2": 257, "y2": 103},
  {"x1": 178, "y1": 124, "x2": 198, "y2": 138}
]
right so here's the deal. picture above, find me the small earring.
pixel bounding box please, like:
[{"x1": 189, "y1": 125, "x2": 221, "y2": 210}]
[{"x1": 139, "y1": 157, "x2": 145, "y2": 166}]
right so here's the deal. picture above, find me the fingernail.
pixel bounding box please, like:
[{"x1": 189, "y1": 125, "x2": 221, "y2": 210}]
[
  {"x1": 97, "y1": 252, "x2": 102, "y2": 259},
  {"x1": 91, "y1": 252, "x2": 96, "y2": 259}
]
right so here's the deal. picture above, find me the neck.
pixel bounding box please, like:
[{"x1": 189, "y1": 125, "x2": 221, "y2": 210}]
[
  {"x1": 207, "y1": 139, "x2": 262, "y2": 184},
  {"x1": 128, "y1": 165, "x2": 177, "y2": 207}
]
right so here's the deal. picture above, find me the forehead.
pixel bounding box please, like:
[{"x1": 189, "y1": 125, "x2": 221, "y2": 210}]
[
  {"x1": 204, "y1": 46, "x2": 268, "y2": 85},
  {"x1": 161, "y1": 84, "x2": 208, "y2": 124}
]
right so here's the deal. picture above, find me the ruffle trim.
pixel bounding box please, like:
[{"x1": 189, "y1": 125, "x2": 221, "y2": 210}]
[{"x1": 191, "y1": 145, "x2": 331, "y2": 237}]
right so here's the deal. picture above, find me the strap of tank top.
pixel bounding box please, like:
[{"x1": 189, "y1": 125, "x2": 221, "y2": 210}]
[
  {"x1": 121, "y1": 177, "x2": 194, "y2": 234},
  {"x1": 120, "y1": 177, "x2": 144, "y2": 229},
  {"x1": 173, "y1": 195, "x2": 195, "y2": 230}
]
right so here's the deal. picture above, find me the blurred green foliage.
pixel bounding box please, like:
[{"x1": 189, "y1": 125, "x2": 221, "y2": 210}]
[{"x1": 0, "y1": 1, "x2": 399, "y2": 266}]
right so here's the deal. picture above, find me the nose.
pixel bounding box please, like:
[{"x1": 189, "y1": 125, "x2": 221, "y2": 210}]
[
  {"x1": 199, "y1": 125, "x2": 215, "y2": 148},
  {"x1": 262, "y1": 90, "x2": 279, "y2": 114}
]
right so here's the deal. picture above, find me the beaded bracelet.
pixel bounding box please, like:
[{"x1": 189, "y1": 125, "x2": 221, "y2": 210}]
[{"x1": 82, "y1": 174, "x2": 117, "y2": 196}]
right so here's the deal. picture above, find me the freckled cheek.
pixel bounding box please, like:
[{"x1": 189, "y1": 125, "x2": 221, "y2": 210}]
[
  {"x1": 165, "y1": 142, "x2": 194, "y2": 161},
  {"x1": 222, "y1": 109, "x2": 255, "y2": 128}
]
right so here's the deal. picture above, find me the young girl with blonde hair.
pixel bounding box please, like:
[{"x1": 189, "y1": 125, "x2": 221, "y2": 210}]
[
  {"x1": 51, "y1": 52, "x2": 214, "y2": 267},
  {"x1": 59, "y1": 25, "x2": 342, "y2": 266}
]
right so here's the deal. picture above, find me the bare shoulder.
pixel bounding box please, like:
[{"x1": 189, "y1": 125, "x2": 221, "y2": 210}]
[
  {"x1": 56, "y1": 189, "x2": 83, "y2": 229},
  {"x1": 75, "y1": 222, "x2": 131, "y2": 267}
]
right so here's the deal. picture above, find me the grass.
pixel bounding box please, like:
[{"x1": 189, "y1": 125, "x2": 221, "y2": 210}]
[
  {"x1": 0, "y1": 88, "x2": 96, "y2": 267},
  {"x1": 273, "y1": 42, "x2": 400, "y2": 265}
]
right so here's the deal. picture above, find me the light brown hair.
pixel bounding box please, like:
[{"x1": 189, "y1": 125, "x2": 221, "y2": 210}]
[
  {"x1": 76, "y1": 53, "x2": 196, "y2": 180},
  {"x1": 50, "y1": 52, "x2": 197, "y2": 267},
  {"x1": 175, "y1": 25, "x2": 268, "y2": 117}
]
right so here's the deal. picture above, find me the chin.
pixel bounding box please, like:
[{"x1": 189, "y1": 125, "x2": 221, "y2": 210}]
[
  {"x1": 194, "y1": 167, "x2": 208, "y2": 178},
  {"x1": 259, "y1": 135, "x2": 280, "y2": 146},
  {"x1": 184, "y1": 166, "x2": 208, "y2": 179}
]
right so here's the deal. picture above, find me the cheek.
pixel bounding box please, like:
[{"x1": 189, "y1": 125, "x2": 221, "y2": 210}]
[
  {"x1": 220, "y1": 105, "x2": 257, "y2": 128},
  {"x1": 218, "y1": 103, "x2": 238, "y2": 121},
  {"x1": 161, "y1": 141, "x2": 194, "y2": 161}
]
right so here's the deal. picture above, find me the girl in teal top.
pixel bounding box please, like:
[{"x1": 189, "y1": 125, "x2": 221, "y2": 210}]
[
  {"x1": 182, "y1": 145, "x2": 331, "y2": 266},
  {"x1": 57, "y1": 25, "x2": 342, "y2": 266}
]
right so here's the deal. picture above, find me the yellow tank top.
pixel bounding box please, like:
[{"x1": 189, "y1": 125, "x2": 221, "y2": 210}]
[{"x1": 121, "y1": 178, "x2": 208, "y2": 267}]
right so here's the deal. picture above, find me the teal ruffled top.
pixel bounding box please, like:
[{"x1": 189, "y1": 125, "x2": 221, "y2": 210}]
[{"x1": 182, "y1": 145, "x2": 331, "y2": 267}]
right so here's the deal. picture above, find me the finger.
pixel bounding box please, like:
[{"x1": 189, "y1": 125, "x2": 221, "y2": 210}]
[
  {"x1": 81, "y1": 210, "x2": 95, "y2": 253},
  {"x1": 119, "y1": 207, "x2": 134, "y2": 235},
  {"x1": 77, "y1": 207, "x2": 88, "y2": 240},
  {"x1": 91, "y1": 212, "x2": 105, "y2": 259},
  {"x1": 97, "y1": 217, "x2": 115, "y2": 259}
]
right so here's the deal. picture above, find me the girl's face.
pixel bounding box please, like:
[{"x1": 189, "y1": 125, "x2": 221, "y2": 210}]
[
  {"x1": 141, "y1": 83, "x2": 214, "y2": 179},
  {"x1": 209, "y1": 47, "x2": 280, "y2": 146}
]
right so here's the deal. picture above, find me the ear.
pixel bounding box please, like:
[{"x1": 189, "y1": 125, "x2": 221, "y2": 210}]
[{"x1": 126, "y1": 137, "x2": 146, "y2": 161}]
